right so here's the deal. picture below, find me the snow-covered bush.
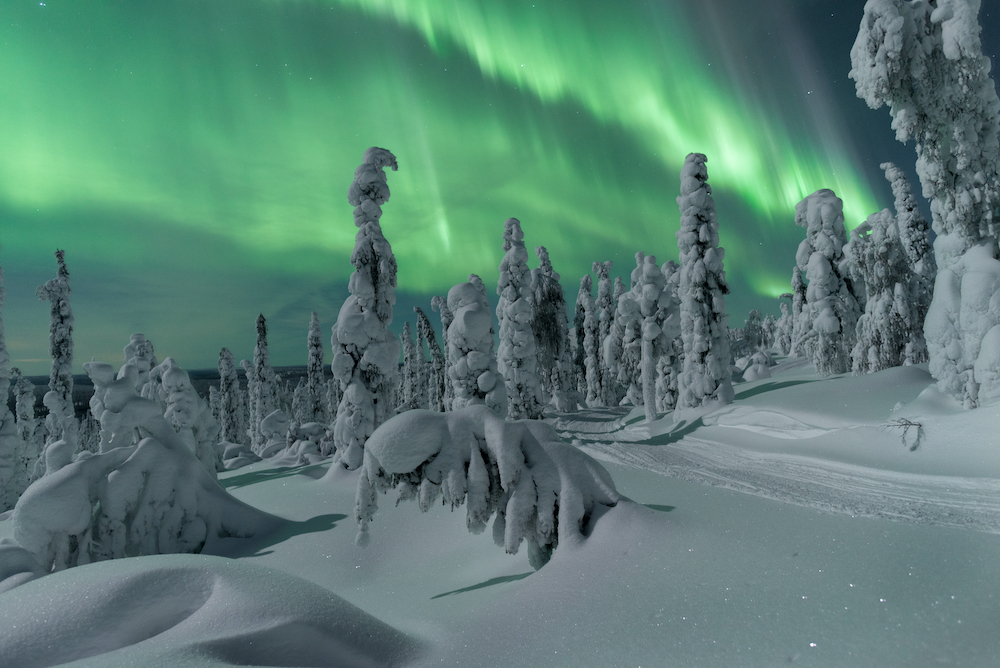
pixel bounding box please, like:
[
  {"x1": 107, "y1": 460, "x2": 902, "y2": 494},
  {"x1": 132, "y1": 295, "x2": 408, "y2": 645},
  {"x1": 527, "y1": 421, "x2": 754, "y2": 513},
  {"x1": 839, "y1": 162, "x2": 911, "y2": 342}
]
[
  {"x1": 445, "y1": 277, "x2": 507, "y2": 416},
  {"x1": 35, "y1": 250, "x2": 75, "y2": 465},
  {"x1": 531, "y1": 246, "x2": 575, "y2": 412},
  {"x1": 414, "y1": 306, "x2": 446, "y2": 412},
  {"x1": 331, "y1": 147, "x2": 401, "y2": 469},
  {"x1": 246, "y1": 315, "x2": 280, "y2": 455},
  {"x1": 794, "y1": 189, "x2": 862, "y2": 376},
  {"x1": 676, "y1": 153, "x2": 734, "y2": 408},
  {"x1": 851, "y1": 0, "x2": 1000, "y2": 405},
  {"x1": 354, "y1": 404, "x2": 620, "y2": 569},
  {"x1": 496, "y1": 218, "x2": 546, "y2": 419},
  {"x1": 11, "y1": 360, "x2": 284, "y2": 572}
]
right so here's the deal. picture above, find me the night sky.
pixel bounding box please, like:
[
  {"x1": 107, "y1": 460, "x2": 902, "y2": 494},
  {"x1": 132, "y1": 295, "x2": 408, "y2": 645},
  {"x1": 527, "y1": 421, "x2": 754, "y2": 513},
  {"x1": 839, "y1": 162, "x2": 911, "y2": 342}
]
[{"x1": 3, "y1": 0, "x2": 998, "y2": 375}]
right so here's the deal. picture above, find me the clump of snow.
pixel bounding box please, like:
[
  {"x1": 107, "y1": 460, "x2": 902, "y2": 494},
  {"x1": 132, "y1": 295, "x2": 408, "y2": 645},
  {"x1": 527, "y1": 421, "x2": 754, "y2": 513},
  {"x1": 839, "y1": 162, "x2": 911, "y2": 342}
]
[{"x1": 354, "y1": 404, "x2": 619, "y2": 569}]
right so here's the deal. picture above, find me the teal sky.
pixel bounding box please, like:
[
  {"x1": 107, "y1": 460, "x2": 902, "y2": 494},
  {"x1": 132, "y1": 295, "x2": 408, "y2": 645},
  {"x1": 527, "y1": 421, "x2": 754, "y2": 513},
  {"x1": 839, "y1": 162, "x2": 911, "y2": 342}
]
[{"x1": 1, "y1": 0, "x2": 933, "y2": 375}]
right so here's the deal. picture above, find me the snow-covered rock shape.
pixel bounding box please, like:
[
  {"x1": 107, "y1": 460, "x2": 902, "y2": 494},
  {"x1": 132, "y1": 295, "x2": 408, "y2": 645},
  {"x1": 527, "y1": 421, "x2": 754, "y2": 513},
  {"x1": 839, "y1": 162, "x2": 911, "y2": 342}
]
[
  {"x1": 331, "y1": 147, "x2": 401, "y2": 469},
  {"x1": 444, "y1": 277, "x2": 507, "y2": 417},
  {"x1": 676, "y1": 153, "x2": 734, "y2": 408},
  {"x1": 851, "y1": 0, "x2": 1000, "y2": 406},
  {"x1": 414, "y1": 306, "x2": 446, "y2": 412},
  {"x1": 354, "y1": 404, "x2": 620, "y2": 569},
  {"x1": 496, "y1": 218, "x2": 546, "y2": 419},
  {"x1": 531, "y1": 246, "x2": 575, "y2": 412},
  {"x1": 11, "y1": 362, "x2": 285, "y2": 572},
  {"x1": 794, "y1": 189, "x2": 862, "y2": 376},
  {"x1": 35, "y1": 250, "x2": 75, "y2": 465}
]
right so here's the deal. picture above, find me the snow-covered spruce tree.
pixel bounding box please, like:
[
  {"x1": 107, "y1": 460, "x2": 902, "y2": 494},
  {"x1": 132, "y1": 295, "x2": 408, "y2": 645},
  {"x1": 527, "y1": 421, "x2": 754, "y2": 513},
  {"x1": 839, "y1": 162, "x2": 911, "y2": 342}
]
[
  {"x1": 572, "y1": 280, "x2": 588, "y2": 398},
  {"x1": 851, "y1": 0, "x2": 1000, "y2": 405},
  {"x1": 636, "y1": 254, "x2": 680, "y2": 422},
  {"x1": 330, "y1": 148, "x2": 401, "y2": 470},
  {"x1": 578, "y1": 274, "x2": 604, "y2": 406},
  {"x1": 217, "y1": 347, "x2": 247, "y2": 445},
  {"x1": 675, "y1": 153, "x2": 734, "y2": 408},
  {"x1": 530, "y1": 246, "x2": 575, "y2": 412},
  {"x1": 158, "y1": 357, "x2": 224, "y2": 476},
  {"x1": 605, "y1": 253, "x2": 644, "y2": 407},
  {"x1": 304, "y1": 311, "x2": 327, "y2": 424},
  {"x1": 794, "y1": 190, "x2": 863, "y2": 376},
  {"x1": 775, "y1": 300, "x2": 794, "y2": 356},
  {"x1": 397, "y1": 321, "x2": 424, "y2": 413},
  {"x1": 12, "y1": 369, "x2": 42, "y2": 487},
  {"x1": 0, "y1": 265, "x2": 23, "y2": 512},
  {"x1": 884, "y1": 161, "x2": 935, "y2": 364},
  {"x1": 247, "y1": 314, "x2": 280, "y2": 456},
  {"x1": 496, "y1": 218, "x2": 546, "y2": 420},
  {"x1": 846, "y1": 209, "x2": 915, "y2": 374},
  {"x1": 35, "y1": 250, "x2": 75, "y2": 458},
  {"x1": 353, "y1": 404, "x2": 620, "y2": 569},
  {"x1": 762, "y1": 313, "x2": 777, "y2": 349},
  {"x1": 655, "y1": 260, "x2": 683, "y2": 414},
  {"x1": 123, "y1": 334, "x2": 158, "y2": 398},
  {"x1": 414, "y1": 306, "x2": 446, "y2": 412},
  {"x1": 789, "y1": 267, "x2": 808, "y2": 357},
  {"x1": 446, "y1": 276, "x2": 507, "y2": 416},
  {"x1": 430, "y1": 295, "x2": 455, "y2": 410},
  {"x1": 593, "y1": 260, "x2": 619, "y2": 405}
]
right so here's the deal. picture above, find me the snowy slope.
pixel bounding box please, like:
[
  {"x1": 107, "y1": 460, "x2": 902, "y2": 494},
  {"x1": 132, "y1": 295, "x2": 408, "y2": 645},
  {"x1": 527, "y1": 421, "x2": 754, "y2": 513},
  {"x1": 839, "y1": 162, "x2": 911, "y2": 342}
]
[{"x1": 2, "y1": 360, "x2": 999, "y2": 667}]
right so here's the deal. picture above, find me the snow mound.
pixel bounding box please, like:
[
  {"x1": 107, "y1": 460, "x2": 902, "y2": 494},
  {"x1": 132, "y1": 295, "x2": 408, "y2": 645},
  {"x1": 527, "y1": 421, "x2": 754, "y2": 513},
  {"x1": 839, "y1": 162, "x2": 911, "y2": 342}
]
[
  {"x1": 0, "y1": 553, "x2": 422, "y2": 668},
  {"x1": 705, "y1": 406, "x2": 834, "y2": 439}
]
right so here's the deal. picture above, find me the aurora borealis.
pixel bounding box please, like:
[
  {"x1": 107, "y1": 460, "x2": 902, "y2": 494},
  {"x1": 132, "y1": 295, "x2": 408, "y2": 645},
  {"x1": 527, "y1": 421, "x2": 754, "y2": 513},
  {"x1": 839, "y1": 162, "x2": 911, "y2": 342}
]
[{"x1": 3, "y1": 0, "x2": 996, "y2": 374}]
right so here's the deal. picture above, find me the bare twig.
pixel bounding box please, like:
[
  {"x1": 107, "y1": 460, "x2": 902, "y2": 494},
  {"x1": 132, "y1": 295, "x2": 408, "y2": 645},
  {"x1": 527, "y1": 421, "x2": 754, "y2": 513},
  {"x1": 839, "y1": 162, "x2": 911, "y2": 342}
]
[{"x1": 880, "y1": 418, "x2": 923, "y2": 451}]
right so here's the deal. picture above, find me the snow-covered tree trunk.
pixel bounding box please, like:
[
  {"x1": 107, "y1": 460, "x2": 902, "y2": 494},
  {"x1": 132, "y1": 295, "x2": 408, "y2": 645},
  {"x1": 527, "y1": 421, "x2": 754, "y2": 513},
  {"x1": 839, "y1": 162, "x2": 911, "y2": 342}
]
[
  {"x1": 795, "y1": 190, "x2": 862, "y2": 376},
  {"x1": 34, "y1": 251, "x2": 76, "y2": 476},
  {"x1": 217, "y1": 347, "x2": 246, "y2": 445},
  {"x1": 330, "y1": 148, "x2": 402, "y2": 469},
  {"x1": 496, "y1": 218, "x2": 546, "y2": 420},
  {"x1": 851, "y1": 0, "x2": 1000, "y2": 405},
  {"x1": 414, "y1": 306, "x2": 446, "y2": 412},
  {"x1": 675, "y1": 154, "x2": 734, "y2": 409},
  {"x1": 530, "y1": 246, "x2": 575, "y2": 412},
  {"x1": 247, "y1": 314, "x2": 280, "y2": 455},
  {"x1": 431, "y1": 295, "x2": 454, "y2": 411},
  {"x1": 445, "y1": 276, "x2": 507, "y2": 417},
  {"x1": 305, "y1": 311, "x2": 327, "y2": 424}
]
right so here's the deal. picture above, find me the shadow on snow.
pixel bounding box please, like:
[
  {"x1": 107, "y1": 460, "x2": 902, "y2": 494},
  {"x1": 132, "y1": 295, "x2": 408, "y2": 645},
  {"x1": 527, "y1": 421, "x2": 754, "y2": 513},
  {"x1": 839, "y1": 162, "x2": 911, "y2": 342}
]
[{"x1": 431, "y1": 572, "x2": 533, "y2": 600}]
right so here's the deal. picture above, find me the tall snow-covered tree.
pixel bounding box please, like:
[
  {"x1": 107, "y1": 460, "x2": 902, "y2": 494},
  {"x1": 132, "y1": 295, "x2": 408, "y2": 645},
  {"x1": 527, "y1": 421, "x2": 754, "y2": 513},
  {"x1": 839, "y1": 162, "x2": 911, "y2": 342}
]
[
  {"x1": 446, "y1": 275, "x2": 506, "y2": 416},
  {"x1": 775, "y1": 300, "x2": 794, "y2": 356},
  {"x1": 851, "y1": 0, "x2": 1000, "y2": 405},
  {"x1": 593, "y1": 260, "x2": 618, "y2": 405},
  {"x1": 0, "y1": 264, "x2": 23, "y2": 511},
  {"x1": 36, "y1": 250, "x2": 75, "y2": 447},
  {"x1": 572, "y1": 279, "x2": 588, "y2": 397},
  {"x1": 655, "y1": 261, "x2": 684, "y2": 414},
  {"x1": 247, "y1": 314, "x2": 280, "y2": 455},
  {"x1": 789, "y1": 266, "x2": 808, "y2": 357},
  {"x1": 636, "y1": 255, "x2": 680, "y2": 422},
  {"x1": 496, "y1": 218, "x2": 546, "y2": 419},
  {"x1": 331, "y1": 147, "x2": 401, "y2": 469},
  {"x1": 795, "y1": 189, "x2": 863, "y2": 376},
  {"x1": 675, "y1": 153, "x2": 734, "y2": 408},
  {"x1": 531, "y1": 246, "x2": 575, "y2": 412},
  {"x1": 123, "y1": 334, "x2": 158, "y2": 399},
  {"x1": 217, "y1": 347, "x2": 247, "y2": 445},
  {"x1": 414, "y1": 306, "x2": 446, "y2": 412},
  {"x1": 605, "y1": 253, "x2": 644, "y2": 407},
  {"x1": 304, "y1": 311, "x2": 327, "y2": 424},
  {"x1": 397, "y1": 321, "x2": 425, "y2": 413},
  {"x1": 431, "y1": 295, "x2": 455, "y2": 411},
  {"x1": 578, "y1": 274, "x2": 603, "y2": 406}
]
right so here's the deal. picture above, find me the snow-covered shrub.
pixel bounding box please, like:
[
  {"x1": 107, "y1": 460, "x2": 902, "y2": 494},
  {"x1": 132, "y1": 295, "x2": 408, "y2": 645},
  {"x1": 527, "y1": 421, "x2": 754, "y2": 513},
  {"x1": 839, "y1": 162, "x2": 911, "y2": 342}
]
[
  {"x1": 851, "y1": 0, "x2": 1000, "y2": 405},
  {"x1": 354, "y1": 404, "x2": 620, "y2": 569},
  {"x1": 531, "y1": 246, "x2": 576, "y2": 412},
  {"x1": 246, "y1": 315, "x2": 280, "y2": 455},
  {"x1": 676, "y1": 153, "x2": 734, "y2": 408},
  {"x1": 794, "y1": 189, "x2": 862, "y2": 376},
  {"x1": 35, "y1": 250, "x2": 75, "y2": 464},
  {"x1": 414, "y1": 306, "x2": 446, "y2": 412},
  {"x1": 431, "y1": 295, "x2": 455, "y2": 410},
  {"x1": 445, "y1": 277, "x2": 507, "y2": 416},
  {"x1": 11, "y1": 361, "x2": 284, "y2": 572},
  {"x1": 496, "y1": 218, "x2": 546, "y2": 419},
  {"x1": 331, "y1": 147, "x2": 401, "y2": 469}
]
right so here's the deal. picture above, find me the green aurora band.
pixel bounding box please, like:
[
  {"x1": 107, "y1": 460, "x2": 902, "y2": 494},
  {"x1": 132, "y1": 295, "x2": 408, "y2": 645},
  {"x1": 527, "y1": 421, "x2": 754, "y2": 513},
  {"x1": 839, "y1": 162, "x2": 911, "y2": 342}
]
[{"x1": 2, "y1": 0, "x2": 883, "y2": 373}]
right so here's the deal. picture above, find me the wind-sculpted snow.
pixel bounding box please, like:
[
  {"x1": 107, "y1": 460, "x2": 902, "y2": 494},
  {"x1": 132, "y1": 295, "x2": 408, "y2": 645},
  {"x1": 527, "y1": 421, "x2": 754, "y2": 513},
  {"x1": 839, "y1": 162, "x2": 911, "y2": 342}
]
[
  {"x1": 0, "y1": 554, "x2": 422, "y2": 668},
  {"x1": 9, "y1": 362, "x2": 284, "y2": 572},
  {"x1": 354, "y1": 404, "x2": 620, "y2": 569}
]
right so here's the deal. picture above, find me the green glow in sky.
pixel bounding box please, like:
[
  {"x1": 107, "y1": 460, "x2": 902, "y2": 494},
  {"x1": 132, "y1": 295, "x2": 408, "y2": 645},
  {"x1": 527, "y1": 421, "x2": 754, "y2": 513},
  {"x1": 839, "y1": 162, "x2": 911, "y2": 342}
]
[{"x1": 1, "y1": 0, "x2": 886, "y2": 373}]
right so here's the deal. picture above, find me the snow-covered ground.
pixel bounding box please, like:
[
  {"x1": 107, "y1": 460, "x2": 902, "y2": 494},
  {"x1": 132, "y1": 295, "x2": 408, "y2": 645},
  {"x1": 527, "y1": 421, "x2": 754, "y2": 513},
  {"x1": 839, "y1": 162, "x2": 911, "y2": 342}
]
[{"x1": 3, "y1": 359, "x2": 1000, "y2": 667}]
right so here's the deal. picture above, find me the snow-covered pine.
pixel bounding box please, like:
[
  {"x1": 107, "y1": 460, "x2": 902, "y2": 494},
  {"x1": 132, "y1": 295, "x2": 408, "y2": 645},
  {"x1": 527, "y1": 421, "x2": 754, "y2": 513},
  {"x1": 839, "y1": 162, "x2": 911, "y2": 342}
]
[
  {"x1": 35, "y1": 251, "x2": 75, "y2": 458},
  {"x1": 217, "y1": 347, "x2": 247, "y2": 445},
  {"x1": 675, "y1": 153, "x2": 734, "y2": 408},
  {"x1": 496, "y1": 218, "x2": 546, "y2": 420},
  {"x1": 246, "y1": 314, "x2": 281, "y2": 456},
  {"x1": 572, "y1": 281, "x2": 588, "y2": 397},
  {"x1": 789, "y1": 266, "x2": 808, "y2": 357},
  {"x1": 530, "y1": 246, "x2": 575, "y2": 412},
  {"x1": 851, "y1": 0, "x2": 1000, "y2": 405},
  {"x1": 431, "y1": 295, "x2": 455, "y2": 410},
  {"x1": 794, "y1": 189, "x2": 862, "y2": 376},
  {"x1": 305, "y1": 311, "x2": 327, "y2": 424},
  {"x1": 605, "y1": 254, "x2": 643, "y2": 407},
  {"x1": 0, "y1": 264, "x2": 22, "y2": 512},
  {"x1": 353, "y1": 404, "x2": 620, "y2": 569},
  {"x1": 775, "y1": 300, "x2": 793, "y2": 356},
  {"x1": 414, "y1": 306, "x2": 446, "y2": 412},
  {"x1": 331, "y1": 147, "x2": 401, "y2": 469},
  {"x1": 397, "y1": 321, "x2": 425, "y2": 413},
  {"x1": 593, "y1": 260, "x2": 619, "y2": 406},
  {"x1": 636, "y1": 254, "x2": 681, "y2": 422},
  {"x1": 291, "y1": 378, "x2": 309, "y2": 424},
  {"x1": 743, "y1": 310, "x2": 766, "y2": 352},
  {"x1": 655, "y1": 260, "x2": 683, "y2": 414},
  {"x1": 444, "y1": 275, "x2": 507, "y2": 417},
  {"x1": 578, "y1": 274, "x2": 604, "y2": 406},
  {"x1": 12, "y1": 370, "x2": 41, "y2": 491},
  {"x1": 883, "y1": 162, "x2": 935, "y2": 364}
]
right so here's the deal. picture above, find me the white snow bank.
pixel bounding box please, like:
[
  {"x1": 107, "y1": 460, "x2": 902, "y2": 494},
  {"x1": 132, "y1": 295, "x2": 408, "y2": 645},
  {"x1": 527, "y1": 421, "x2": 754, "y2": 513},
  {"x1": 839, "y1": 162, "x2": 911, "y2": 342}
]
[{"x1": 0, "y1": 553, "x2": 422, "y2": 668}]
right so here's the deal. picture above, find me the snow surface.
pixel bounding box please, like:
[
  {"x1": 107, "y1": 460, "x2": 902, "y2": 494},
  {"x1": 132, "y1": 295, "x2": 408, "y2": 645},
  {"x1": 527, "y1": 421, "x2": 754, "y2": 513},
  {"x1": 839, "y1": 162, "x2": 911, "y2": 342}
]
[{"x1": 3, "y1": 358, "x2": 1000, "y2": 666}]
